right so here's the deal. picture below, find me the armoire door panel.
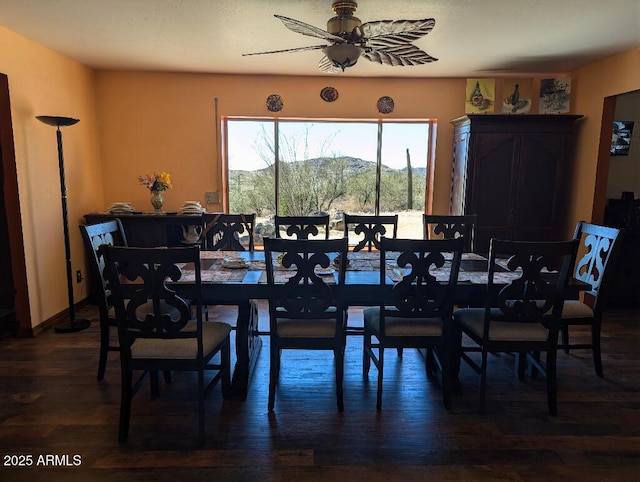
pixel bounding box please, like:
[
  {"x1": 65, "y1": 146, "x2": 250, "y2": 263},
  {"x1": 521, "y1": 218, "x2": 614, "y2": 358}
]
[
  {"x1": 470, "y1": 133, "x2": 520, "y2": 253},
  {"x1": 450, "y1": 127, "x2": 470, "y2": 215},
  {"x1": 471, "y1": 133, "x2": 518, "y2": 226},
  {"x1": 515, "y1": 134, "x2": 569, "y2": 238}
]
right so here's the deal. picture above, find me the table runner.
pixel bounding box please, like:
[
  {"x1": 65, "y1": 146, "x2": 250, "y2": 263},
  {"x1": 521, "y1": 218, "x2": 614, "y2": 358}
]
[
  {"x1": 176, "y1": 251, "x2": 524, "y2": 286},
  {"x1": 178, "y1": 268, "x2": 247, "y2": 283}
]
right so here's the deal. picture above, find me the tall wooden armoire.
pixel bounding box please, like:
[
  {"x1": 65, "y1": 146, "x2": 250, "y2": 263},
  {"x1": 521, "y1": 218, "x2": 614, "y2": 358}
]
[{"x1": 450, "y1": 114, "x2": 583, "y2": 254}]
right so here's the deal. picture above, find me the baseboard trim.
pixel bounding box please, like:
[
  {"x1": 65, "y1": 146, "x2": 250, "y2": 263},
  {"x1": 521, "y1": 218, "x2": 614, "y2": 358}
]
[{"x1": 27, "y1": 298, "x2": 92, "y2": 338}]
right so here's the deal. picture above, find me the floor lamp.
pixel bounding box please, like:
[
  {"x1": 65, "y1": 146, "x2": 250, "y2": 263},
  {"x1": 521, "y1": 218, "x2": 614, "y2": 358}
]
[{"x1": 36, "y1": 115, "x2": 90, "y2": 333}]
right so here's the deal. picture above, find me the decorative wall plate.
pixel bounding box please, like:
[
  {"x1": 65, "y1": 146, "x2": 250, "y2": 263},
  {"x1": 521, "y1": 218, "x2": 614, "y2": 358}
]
[
  {"x1": 320, "y1": 86, "x2": 339, "y2": 102},
  {"x1": 377, "y1": 96, "x2": 395, "y2": 114},
  {"x1": 266, "y1": 94, "x2": 283, "y2": 112}
]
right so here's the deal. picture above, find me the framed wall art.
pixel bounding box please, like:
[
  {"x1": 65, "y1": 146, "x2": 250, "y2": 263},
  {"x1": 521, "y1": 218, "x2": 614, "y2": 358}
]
[
  {"x1": 539, "y1": 78, "x2": 571, "y2": 114},
  {"x1": 465, "y1": 79, "x2": 495, "y2": 113},
  {"x1": 502, "y1": 78, "x2": 532, "y2": 114},
  {"x1": 611, "y1": 121, "x2": 634, "y2": 156}
]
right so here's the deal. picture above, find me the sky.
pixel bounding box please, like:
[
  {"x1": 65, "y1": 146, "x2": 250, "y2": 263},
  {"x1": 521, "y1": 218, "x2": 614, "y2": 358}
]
[{"x1": 226, "y1": 120, "x2": 431, "y2": 171}]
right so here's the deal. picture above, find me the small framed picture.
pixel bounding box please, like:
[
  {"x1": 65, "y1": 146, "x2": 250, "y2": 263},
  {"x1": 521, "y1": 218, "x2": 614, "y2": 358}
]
[{"x1": 611, "y1": 121, "x2": 634, "y2": 156}]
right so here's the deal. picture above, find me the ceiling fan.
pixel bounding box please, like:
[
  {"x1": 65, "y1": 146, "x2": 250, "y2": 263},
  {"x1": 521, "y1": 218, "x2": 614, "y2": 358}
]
[{"x1": 243, "y1": 1, "x2": 438, "y2": 73}]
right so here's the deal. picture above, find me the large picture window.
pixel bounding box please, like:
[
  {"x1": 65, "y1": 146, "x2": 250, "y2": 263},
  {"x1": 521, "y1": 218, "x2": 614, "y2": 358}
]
[{"x1": 224, "y1": 118, "x2": 436, "y2": 241}]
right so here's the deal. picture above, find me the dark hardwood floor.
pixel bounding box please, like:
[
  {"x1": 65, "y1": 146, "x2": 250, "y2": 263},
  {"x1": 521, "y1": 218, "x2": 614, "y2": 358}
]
[{"x1": 1, "y1": 301, "x2": 639, "y2": 481}]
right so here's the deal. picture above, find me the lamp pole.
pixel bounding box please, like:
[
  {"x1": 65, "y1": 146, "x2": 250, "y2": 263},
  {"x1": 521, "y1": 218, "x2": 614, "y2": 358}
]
[{"x1": 36, "y1": 115, "x2": 90, "y2": 333}]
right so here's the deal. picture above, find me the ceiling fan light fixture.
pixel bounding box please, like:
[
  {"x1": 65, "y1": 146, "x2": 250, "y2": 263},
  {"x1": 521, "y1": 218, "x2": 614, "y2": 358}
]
[{"x1": 323, "y1": 44, "x2": 364, "y2": 71}]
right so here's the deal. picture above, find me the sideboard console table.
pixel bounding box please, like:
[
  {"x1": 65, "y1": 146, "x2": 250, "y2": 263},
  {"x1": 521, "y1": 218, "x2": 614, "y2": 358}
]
[{"x1": 83, "y1": 212, "x2": 204, "y2": 247}]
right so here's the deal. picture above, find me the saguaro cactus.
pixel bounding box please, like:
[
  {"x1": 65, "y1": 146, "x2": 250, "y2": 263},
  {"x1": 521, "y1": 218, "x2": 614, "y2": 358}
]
[{"x1": 406, "y1": 148, "x2": 413, "y2": 210}]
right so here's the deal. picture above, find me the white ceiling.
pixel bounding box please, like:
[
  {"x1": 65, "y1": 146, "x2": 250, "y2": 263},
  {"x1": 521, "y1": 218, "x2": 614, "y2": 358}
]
[{"x1": 0, "y1": 0, "x2": 638, "y2": 78}]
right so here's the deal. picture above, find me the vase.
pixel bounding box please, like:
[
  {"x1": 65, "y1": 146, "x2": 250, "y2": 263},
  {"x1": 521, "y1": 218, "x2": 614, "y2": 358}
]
[{"x1": 150, "y1": 190, "x2": 164, "y2": 213}]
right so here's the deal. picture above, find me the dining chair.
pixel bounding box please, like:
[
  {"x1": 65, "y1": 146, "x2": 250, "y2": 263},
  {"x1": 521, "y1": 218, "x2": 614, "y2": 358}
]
[
  {"x1": 343, "y1": 213, "x2": 398, "y2": 252},
  {"x1": 274, "y1": 214, "x2": 330, "y2": 240},
  {"x1": 363, "y1": 236, "x2": 465, "y2": 410},
  {"x1": 423, "y1": 214, "x2": 477, "y2": 252},
  {"x1": 263, "y1": 236, "x2": 348, "y2": 412},
  {"x1": 559, "y1": 221, "x2": 623, "y2": 377},
  {"x1": 79, "y1": 219, "x2": 128, "y2": 381},
  {"x1": 103, "y1": 245, "x2": 231, "y2": 444},
  {"x1": 340, "y1": 213, "x2": 399, "y2": 337},
  {"x1": 453, "y1": 238, "x2": 579, "y2": 415},
  {"x1": 202, "y1": 213, "x2": 255, "y2": 251},
  {"x1": 200, "y1": 213, "x2": 259, "y2": 329}
]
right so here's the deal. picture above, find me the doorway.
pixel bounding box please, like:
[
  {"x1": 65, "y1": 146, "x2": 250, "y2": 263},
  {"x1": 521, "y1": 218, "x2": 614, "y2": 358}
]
[
  {"x1": 595, "y1": 89, "x2": 640, "y2": 308},
  {"x1": 0, "y1": 73, "x2": 31, "y2": 336}
]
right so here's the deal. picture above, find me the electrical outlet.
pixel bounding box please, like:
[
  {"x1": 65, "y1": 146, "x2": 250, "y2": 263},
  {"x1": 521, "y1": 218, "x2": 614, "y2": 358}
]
[
  {"x1": 205, "y1": 191, "x2": 220, "y2": 204},
  {"x1": 76, "y1": 270, "x2": 82, "y2": 284}
]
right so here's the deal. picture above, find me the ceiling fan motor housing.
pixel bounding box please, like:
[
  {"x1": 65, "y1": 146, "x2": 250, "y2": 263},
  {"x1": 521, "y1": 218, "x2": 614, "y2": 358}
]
[{"x1": 327, "y1": 1, "x2": 361, "y2": 37}]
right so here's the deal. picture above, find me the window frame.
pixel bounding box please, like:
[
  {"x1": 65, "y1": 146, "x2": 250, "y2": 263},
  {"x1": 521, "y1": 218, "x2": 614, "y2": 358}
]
[{"x1": 221, "y1": 116, "x2": 437, "y2": 216}]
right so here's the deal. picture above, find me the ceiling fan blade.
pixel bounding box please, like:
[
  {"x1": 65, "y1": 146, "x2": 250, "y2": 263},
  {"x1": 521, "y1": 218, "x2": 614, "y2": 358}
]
[
  {"x1": 275, "y1": 15, "x2": 345, "y2": 42},
  {"x1": 363, "y1": 44, "x2": 438, "y2": 66},
  {"x1": 318, "y1": 55, "x2": 344, "y2": 74},
  {"x1": 360, "y1": 18, "x2": 436, "y2": 42},
  {"x1": 243, "y1": 44, "x2": 327, "y2": 57}
]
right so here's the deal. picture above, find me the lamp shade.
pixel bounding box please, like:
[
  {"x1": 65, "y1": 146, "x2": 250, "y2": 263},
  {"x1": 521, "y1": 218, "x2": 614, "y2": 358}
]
[{"x1": 36, "y1": 116, "x2": 80, "y2": 128}]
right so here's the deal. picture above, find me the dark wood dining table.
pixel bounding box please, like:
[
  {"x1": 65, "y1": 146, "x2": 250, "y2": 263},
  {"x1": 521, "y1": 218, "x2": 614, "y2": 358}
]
[{"x1": 168, "y1": 250, "x2": 590, "y2": 398}]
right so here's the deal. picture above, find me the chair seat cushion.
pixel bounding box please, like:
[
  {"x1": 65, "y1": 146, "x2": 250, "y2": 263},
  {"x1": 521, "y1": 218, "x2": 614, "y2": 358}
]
[
  {"x1": 561, "y1": 300, "x2": 594, "y2": 319},
  {"x1": 453, "y1": 308, "x2": 549, "y2": 342},
  {"x1": 275, "y1": 318, "x2": 337, "y2": 338},
  {"x1": 131, "y1": 321, "x2": 231, "y2": 359},
  {"x1": 363, "y1": 307, "x2": 443, "y2": 337}
]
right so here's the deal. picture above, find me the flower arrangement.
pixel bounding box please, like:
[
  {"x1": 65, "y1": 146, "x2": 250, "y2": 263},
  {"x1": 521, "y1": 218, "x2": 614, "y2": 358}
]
[{"x1": 138, "y1": 171, "x2": 172, "y2": 192}]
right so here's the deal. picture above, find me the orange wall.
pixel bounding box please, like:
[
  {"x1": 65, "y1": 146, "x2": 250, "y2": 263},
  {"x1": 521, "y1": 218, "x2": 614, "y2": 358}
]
[
  {"x1": 570, "y1": 48, "x2": 640, "y2": 229},
  {"x1": 95, "y1": 72, "x2": 466, "y2": 214},
  {"x1": 0, "y1": 26, "x2": 103, "y2": 330},
  {"x1": 95, "y1": 73, "x2": 588, "y2": 218}
]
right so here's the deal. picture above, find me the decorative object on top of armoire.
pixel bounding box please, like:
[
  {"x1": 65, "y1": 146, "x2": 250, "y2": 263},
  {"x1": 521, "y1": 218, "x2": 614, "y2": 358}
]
[
  {"x1": 449, "y1": 114, "x2": 583, "y2": 254},
  {"x1": 502, "y1": 78, "x2": 532, "y2": 114},
  {"x1": 539, "y1": 78, "x2": 571, "y2": 114},
  {"x1": 465, "y1": 79, "x2": 495, "y2": 113}
]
